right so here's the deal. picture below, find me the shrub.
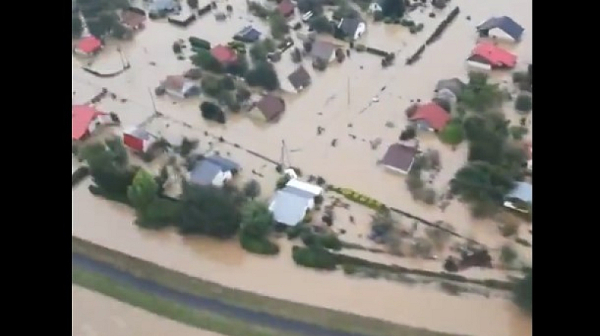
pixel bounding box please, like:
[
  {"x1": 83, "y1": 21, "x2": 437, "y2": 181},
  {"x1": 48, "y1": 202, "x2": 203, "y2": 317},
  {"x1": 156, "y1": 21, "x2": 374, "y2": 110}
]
[
  {"x1": 201, "y1": 76, "x2": 222, "y2": 97},
  {"x1": 189, "y1": 37, "x2": 211, "y2": 50},
  {"x1": 342, "y1": 263, "x2": 358, "y2": 274},
  {"x1": 314, "y1": 195, "x2": 324, "y2": 205},
  {"x1": 200, "y1": 102, "x2": 226, "y2": 124},
  {"x1": 399, "y1": 126, "x2": 416, "y2": 141},
  {"x1": 240, "y1": 233, "x2": 280, "y2": 255},
  {"x1": 137, "y1": 198, "x2": 182, "y2": 229},
  {"x1": 373, "y1": 11, "x2": 384, "y2": 22},
  {"x1": 509, "y1": 126, "x2": 528, "y2": 140},
  {"x1": 512, "y1": 71, "x2": 528, "y2": 83},
  {"x1": 292, "y1": 246, "x2": 338, "y2": 270},
  {"x1": 439, "y1": 122, "x2": 464, "y2": 145},
  {"x1": 405, "y1": 104, "x2": 419, "y2": 118},
  {"x1": 218, "y1": 76, "x2": 236, "y2": 91},
  {"x1": 172, "y1": 42, "x2": 182, "y2": 54},
  {"x1": 287, "y1": 224, "x2": 309, "y2": 239},
  {"x1": 319, "y1": 234, "x2": 342, "y2": 251},
  {"x1": 276, "y1": 175, "x2": 290, "y2": 189},
  {"x1": 422, "y1": 188, "x2": 437, "y2": 205},
  {"x1": 355, "y1": 44, "x2": 366, "y2": 52},
  {"x1": 515, "y1": 94, "x2": 532, "y2": 112},
  {"x1": 72, "y1": 167, "x2": 90, "y2": 186},
  {"x1": 500, "y1": 244, "x2": 518, "y2": 266}
]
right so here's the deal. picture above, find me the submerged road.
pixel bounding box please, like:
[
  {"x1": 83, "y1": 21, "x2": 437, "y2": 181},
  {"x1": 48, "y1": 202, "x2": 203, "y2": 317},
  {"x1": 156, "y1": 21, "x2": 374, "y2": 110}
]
[{"x1": 72, "y1": 253, "x2": 367, "y2": 336}]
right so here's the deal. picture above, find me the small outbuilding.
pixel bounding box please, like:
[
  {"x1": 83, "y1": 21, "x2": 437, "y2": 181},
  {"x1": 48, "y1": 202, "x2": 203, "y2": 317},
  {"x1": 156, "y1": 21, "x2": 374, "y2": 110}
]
[
  {"x1": 380, "y1": 144, "x2": 420, "y2": 175},
  {"x1": 189, "y1": 155, "x2": 240, "y2": 187},
  {"x1": 409, "y1": 102, "x2": 451, "y2": 132},
  {"x1": 233, "y1": 26, "x2": 262, "y2": 43},
  {"x1": 252, "y1": 94, "x2": 286, "y2": 122},
  {"x1": 467, "y1": 43, "x2": 517, "y2": 70},
  {"x1": 477, "y1": 16, "x2": 524, "y2": 42},
  {"x1": 160, "y1": 75, "x2": 200, "y2": 98}
]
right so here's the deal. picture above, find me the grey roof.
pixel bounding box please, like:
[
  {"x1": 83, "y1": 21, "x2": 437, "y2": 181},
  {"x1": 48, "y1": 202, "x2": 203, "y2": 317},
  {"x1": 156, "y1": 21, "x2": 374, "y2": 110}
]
[
  {"x1": 505, "y1": 182, "x2": 532, "y2": 203},
  {"x1": 270, "y1": 190, "x2": 311, "y2": 226},
  {"x1": 287, "y1": 66, "x2": 311, "y2": 90},
  {"x1": 435, "y1": 78, "x2": 466, "y2": 96},
  {"x1": 338, "y1": 18, "x2": 362, "y2": 37},
  {"x1": 477, "y1": 16, "x2": 524, "y2": 40},
  {"x1": 189, "y1": 155, "x2": 240, "y2": 185},
  {"x1": 311, "y1": 40, "x2": 336, "y2": 62},
  {"x1": 151, "y1": 0, "x2": 177, "y2": 12}
]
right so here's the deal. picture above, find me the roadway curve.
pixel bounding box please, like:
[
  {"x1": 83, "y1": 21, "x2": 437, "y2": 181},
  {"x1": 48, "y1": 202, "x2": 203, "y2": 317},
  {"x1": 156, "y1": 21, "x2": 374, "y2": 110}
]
[{"x1": 72, "y1": 253, "x2": 367, "y2": 336}]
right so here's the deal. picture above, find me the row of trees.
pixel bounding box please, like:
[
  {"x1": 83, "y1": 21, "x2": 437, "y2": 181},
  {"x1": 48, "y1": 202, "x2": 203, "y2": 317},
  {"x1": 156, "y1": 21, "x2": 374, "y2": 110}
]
[
  {"x1": 81, "y1": 139, "x2": 279, "y2": 254},
  {"x1": 76, "y1": 0, "x2": 131, "y2": 39},
  {"x1": 450, "y1": 74, "x2": 527, "y2": 218}
]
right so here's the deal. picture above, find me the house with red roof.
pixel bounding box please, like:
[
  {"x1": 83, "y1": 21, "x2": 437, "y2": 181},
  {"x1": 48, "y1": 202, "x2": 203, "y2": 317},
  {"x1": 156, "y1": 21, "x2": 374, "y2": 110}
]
[
  {"x1": 278, "y1": 0, "x2": 295, "y2": 18},
  {"x1": 210, "y1": 45, "x2": 238, "y2": 66},
  {"x1": 72, "y1": 105, "x2": 112, "y2": 141},
  {"x1": 122, "y1": 126, "x2": 158, "y2": 153},
  {"x1": 467, "y1": 43, "x2": 517, "y2": 71},
  {"x1": 409, "y1": 102, "x2": 451, "y2": 132},
  {"x1": 74, "y1": 36, "x2": 103, "y2": 56}
]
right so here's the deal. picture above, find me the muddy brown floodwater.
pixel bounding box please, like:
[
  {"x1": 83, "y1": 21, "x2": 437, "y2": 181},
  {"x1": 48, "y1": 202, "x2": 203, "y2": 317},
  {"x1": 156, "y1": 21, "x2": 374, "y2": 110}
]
[
  {"x1": 72, "y1": 0, "x2": 532, "y2": 335},
  {"x1": 72, "y1": 285, "x2": 226, "y2": 336}
]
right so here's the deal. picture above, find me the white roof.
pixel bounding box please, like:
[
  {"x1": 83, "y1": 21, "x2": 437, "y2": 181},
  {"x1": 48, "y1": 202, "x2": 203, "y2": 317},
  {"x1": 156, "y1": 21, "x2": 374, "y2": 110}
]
[{"x1": 285, "y1": 179, "x2": 323, "y2": 196}]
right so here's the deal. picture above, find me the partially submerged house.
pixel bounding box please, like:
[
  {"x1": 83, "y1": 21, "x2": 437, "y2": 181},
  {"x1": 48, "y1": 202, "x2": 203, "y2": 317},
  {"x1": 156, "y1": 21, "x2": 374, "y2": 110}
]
[
  {"x1": 168, "y1": 10, "x2": 196, "y2": 27},
  {"x1": 122, "y1": 126, "x2": 157, "y2": 153},
  {"x1": 149, "y1": 0, "x2": 180, "y2": 18},
  {"x1": 310, "y1": 40, "x2": 337, "y2": 63},
  {"x1": 434, "y1": 78, "x2": 466, "y2": 97},
  {"x1": 233, "y1": 26, "x2": 261, "y2": 43},
  {"x1": 282, "y1": 66, "x2": 312, "y2": 93},
  {"x1": 278, "y1": 0, "x2": 296, "y2": 18},
  {"x1": 189, "y1": 155, "x2": 240, "y2": 187},
  {"x1": 72, "y1": 105, "x2": 112, "y2": 141},
  {"x1": 381, "y1": 144, "x2": 420, "y2": 175},
  {"x1": 503, "y1": 181, "x2": 532, "y2": 213},
  {"x1": 477, "y1": 16, "x2": 524, "y2": 42},
  {"x1": 160, "y1": 75, "x2": 200, "y2": 98},
  {"x1": 120, "y1": 9, "x2": 146, "y2": 30},
  {"x1": 269, "y1": 179, "x2": 322, "y2": 226},
  {"x1": 251, "y1": 94, "x2": 286, "y2": 122},
  {"x1": 368, "y1": 0, "x2": 384, "y2": 13},
  {"x1": 337, "y1": 17, "x2": 366, "y2": 41},
  {"x1": 74, "y1": 36, "x2": 103, "y2": 56},
  {"x1": 409, "y1": 102, "x2": 451, "y2": 132},
  {"x1": 211, "y1": 45, "x2": 238, "y2": 66},
  {"x1": 467, "y1": 43, "x2": 517, "y2": 71}
]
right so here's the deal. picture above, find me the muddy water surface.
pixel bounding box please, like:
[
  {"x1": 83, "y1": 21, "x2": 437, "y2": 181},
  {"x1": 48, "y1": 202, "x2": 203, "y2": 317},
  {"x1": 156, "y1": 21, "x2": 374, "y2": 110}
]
[{"x1": 72, "y1": 285, "x2": 225, "y2": 336}]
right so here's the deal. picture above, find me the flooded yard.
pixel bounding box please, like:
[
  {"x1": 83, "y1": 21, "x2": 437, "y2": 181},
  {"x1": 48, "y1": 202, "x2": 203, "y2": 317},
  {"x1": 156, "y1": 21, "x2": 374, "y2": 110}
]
[
  {"x1": 72, "y1": 0, "x2": 532, "y2": 335},
  {"x1": 72, "y1": 285, "x2": 226, "y2": 336}
]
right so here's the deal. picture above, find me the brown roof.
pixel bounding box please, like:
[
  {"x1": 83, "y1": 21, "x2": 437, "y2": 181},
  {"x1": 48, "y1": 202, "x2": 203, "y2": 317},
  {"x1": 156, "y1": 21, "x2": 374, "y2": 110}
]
[
  {"x1": 278, "y1": 0, "x2": 295, "y2": 16},
  {"x1": 256, "y1": 94, "x2": 285, "y2": 121},
  {"x1": 409, "y1": 102, "x2": 451, "y2": 131},
  {"x1": 381, "y1": 144, "x2": 419, "y2": 173},
  {"x1": 311, "y1": 40, "x2": 336, "y2": 62},
  {"x1": 121, "y1": 10, "x2": 146, "y2": 28},
  {"x1": 163, "y1": 75, "x2": 186, "y2": 91},
  {"x1": 288, "y1": 66, "x2": 311, "y2": 90}
]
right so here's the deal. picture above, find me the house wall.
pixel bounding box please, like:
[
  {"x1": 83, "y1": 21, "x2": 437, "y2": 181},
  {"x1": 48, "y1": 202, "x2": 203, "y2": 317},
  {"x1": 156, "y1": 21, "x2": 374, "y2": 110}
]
[
  {"x1": 466, "y1": 60, "x2": 492, "y2": 72},
  {"x1": 212, "y1": 171, "x2": 233, "y2": 187},
  {"x1": 384, "y1": 165, "x2": 409, "y2": 175},
  {"x1": 354, "y1": 23, "x2": 366, "y2": 40},
  {"x1": 248, "y1": 108, "x2": 268, "y2": 122},
  {"x1": 165, "y1": 88, "x2": 185, "y2": 99},
  {"x1": 123, "y1": 133, "x2": 144, "y2": 152}
]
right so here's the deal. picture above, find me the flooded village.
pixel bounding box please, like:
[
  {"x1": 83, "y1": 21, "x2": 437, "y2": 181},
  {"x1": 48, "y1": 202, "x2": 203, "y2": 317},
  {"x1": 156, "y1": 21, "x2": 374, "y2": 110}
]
[{"x1": 72, "y1": 0, "x2": 532, "y2": 336}]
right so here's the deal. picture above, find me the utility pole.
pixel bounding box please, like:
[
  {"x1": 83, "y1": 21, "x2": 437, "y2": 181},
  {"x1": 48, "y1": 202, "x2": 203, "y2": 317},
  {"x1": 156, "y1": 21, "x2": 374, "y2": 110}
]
[
  {"x1": 280, "y1": 140, "x2": 292, "y2": 169},
  {"x1": 148, "y1": 87, "x2": 157, "y2": 114},
  {"x1": 347, "y1": 77, "x2": 350, "y2": 107}
]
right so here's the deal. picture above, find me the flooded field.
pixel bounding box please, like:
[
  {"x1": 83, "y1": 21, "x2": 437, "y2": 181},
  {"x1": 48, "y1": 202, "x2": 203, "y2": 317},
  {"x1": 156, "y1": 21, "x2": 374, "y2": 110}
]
[
  {"x1": 72, "y1": 285, "x2": 225, "y2": 336},
  {"x1": 72, "y1": 0, "x2": 532, "y2": 335}
]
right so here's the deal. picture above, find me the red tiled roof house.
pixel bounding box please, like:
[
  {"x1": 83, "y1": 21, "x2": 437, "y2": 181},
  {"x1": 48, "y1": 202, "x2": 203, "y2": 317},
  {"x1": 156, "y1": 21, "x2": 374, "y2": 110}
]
[
  {"x1": 466, "y1": 43, "x2": 517, "y2": 71},
  {"x1": 278, "y1": 0, "x2": 296, "y2": 18},
  {"x1": 72, "y1": 105, "x2": 111, "y2": 141},
  {"x1": 210, "y1": 45, "x2": 238, "y2": 66},
  {"x1": 409, "y1": 102, "x2": 451, "y2": 132},
  {"x1": 74, "y1": 36, "x2": 103, "y2": 56},
  {"x1": 122, "y1": 127, "x2": 157, "y2": 153}
]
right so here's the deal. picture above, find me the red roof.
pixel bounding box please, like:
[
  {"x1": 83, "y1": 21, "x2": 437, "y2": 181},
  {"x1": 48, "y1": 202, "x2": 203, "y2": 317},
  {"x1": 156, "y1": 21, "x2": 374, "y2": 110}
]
[
  {"x1": 471, "y1": 43, "x2": 517, "y2": 67},
  {"x1": 72, "y1": 105, "x2": 106, "y2": 140},
  {"x1": 409, "y1": 102, "x2": 451, "y2": 131},
  {"x1": 210, "y1": 45, "x2": 238, "y2": 64},
  {"x1": 77, "y1": 36, "x2": 102, "y2": 54},
  {"x1": 278, "y1": 0, "x2": 295, "y2": 16}
]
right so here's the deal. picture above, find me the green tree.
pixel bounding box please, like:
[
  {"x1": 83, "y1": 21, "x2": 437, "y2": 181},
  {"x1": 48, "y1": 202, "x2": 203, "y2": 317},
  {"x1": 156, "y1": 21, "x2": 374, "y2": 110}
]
[
  {"x1": 72, "y1": 15, "x2": 83, "y2": 38},
  {"x1": 263, "y1": 38, "x2": 277, "y2": 52},
  {"x1": 458, "y1": 73, "x2": 503, "y2": 112},
  {"x1": 225, "y1": 54, "x2": 249, "y2": 77},
  {"x1": 178, "y1": 183, "x2": 242, "y2": 238},
  {"x1": 191, "y1": 49, "x2": 223, "y2": 73},
  {"x1": 513, "y1": 268, "x2": 532, "y2": 313},
  {"x1": 515, "y1": 94, "x2": 532, "y2": 113},
  {"x1": 240, "y1": 201, "x2": 273, "y2": 238},
  {"x1": 269, "y1": 13, "x2": 290, "y2": 39},
  {"x1": 439, "y1": 122, "x2": 464, "y2": 145},
  {"x1": 80, "y1": 141, "x2": 136, "y2": 196},
  {"x1": 370, "y1": 209, "x2": 395, "y2": 236},
  {"x1": 201, "y1": 76, "x2": 222, "y2": 97},
  {"x1": 450, "y1": 162, "x2": 515, "y2": 209},
  {"x1": 245, "y1": 61, "x2": 280, "y2": 91},
  {"x1": 218, "y1": 76, "x2": 235, "y2": 90},
  {"x1": 243, "y1": 179, "x2": 261, "y2": 199},
  {"x1": 310, "y1": 15, "x2": 333, "y2": 34},
  {"x1": 250, "y1": 42, "x2": 268, "y2": 62},
  {"x1": 127, "y1": 169, "x2": 158, "y2": 211},
  {"x1": 381, "y1": 0, "x2": 406, "y2": 18}
]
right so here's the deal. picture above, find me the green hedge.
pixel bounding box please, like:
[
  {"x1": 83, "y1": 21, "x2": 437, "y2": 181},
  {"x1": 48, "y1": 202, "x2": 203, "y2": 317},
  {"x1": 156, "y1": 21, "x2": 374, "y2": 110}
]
[
  {"x1": 72, "y1": 166, "x2": 90, "y2": 187},
  {"x1": 292, "y1": 246, "x2": 337, "y2": 270},
  {"x1": 301, "y1": 232, "x2": 342, "y2": 251},
  {"x1": 189, "y1": 37, "x2": 211, "y2": 50},
  {"x1": 286, "y1": 224, "x2": 310, "y2": 239},
  {"x1": 240, "y1": 234, "x2": 280, "y2": 255}
]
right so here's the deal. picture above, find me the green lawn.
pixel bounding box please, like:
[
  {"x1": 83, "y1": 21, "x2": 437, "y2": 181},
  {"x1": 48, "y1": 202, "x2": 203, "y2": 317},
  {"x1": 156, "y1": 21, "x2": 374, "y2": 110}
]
[
  {"x1": 72, "y1": 236, "x2": 463, "y2": 336},
  {"x1": 72, "y1": 267, "x2": 305, "y2": 336}
]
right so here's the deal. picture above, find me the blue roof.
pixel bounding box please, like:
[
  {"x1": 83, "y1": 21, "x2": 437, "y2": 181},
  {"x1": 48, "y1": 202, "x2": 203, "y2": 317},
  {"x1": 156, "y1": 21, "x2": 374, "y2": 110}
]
[
  {"x1": 235, "y1": 26, "x2": 261, "y2": 42},
  {"x1": 505, "y1": 182, "x2": 532, "y2": 203},
  {"x1": 189, "y1": 155, "x2": 240, "y2": 185},
  {"x1": 477, "y1": 16, "x2": 524, "y2": 40}
]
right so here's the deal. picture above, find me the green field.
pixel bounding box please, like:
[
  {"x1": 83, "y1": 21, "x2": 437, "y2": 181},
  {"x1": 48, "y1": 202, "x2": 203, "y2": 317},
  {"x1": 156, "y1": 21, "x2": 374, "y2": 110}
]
[{"x1": 72, "y1": 236, "x2": 463, "y2": 336}]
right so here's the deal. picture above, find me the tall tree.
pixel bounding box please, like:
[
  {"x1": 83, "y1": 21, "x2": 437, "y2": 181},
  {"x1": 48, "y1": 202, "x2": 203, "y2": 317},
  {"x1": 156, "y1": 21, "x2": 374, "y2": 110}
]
[
  {"x1": 127, "y1": 169, "x2": 159, "y2": 211},
  {"x1": 381, "y1": 0, "x2": 405, "y2": 18},
  {"x1": 269, "y1": 13, "x2": 289, "y2": 39},
  {"x1": 240, "y1": 201, "x2": 273, "y2": 238},
  {"x1": 178, "y1": 183, "x2": 242, "y2": 238},
  {"x1": 72, "y1": 15, "x2": 83, "y2": 38},
  {"x1": 243, "y1": 179, "x2": 261, "y2": 199}
]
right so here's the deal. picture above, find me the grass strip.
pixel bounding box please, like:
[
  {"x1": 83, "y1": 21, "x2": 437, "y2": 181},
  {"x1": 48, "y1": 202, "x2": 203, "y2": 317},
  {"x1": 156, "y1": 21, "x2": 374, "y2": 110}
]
[
  {"x1": 73, "y1": 267, "x2": 304, "y2": 336},
  {"x1": 72, "y1": 236, "x2": 461, "y2": 336}
]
